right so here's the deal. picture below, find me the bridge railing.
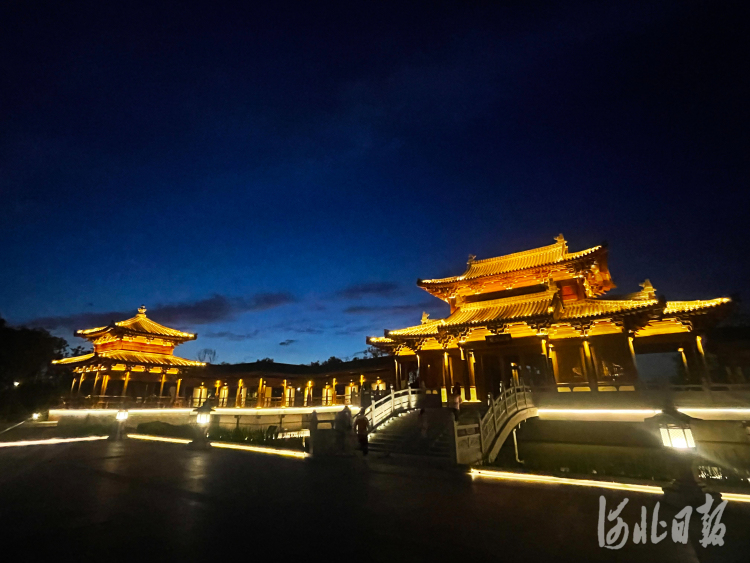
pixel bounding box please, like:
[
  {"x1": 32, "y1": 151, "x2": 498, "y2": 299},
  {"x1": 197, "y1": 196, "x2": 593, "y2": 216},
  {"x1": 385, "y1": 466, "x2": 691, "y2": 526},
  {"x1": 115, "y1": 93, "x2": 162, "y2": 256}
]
[
  {"x1": 361, "y1": 387, "x2": 427, "y2": 430},
  {"x1": 454, "y1": 381, "x2": 535, "y2": 465}
]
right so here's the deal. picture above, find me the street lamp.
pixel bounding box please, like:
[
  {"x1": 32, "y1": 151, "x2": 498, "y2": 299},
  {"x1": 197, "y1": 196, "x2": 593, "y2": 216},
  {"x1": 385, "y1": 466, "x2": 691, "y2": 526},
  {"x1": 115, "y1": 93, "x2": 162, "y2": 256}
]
[
  {"x1": 189, "y1": 401, "x2": 214, "y2": 450},
  {"x1": 109, "y1": 409, "x2": 128, "y2": 441},
  {"x1": 648, "y1": 410, "x2": 711, "y2": 505},
  {"x1": 659, "y1": 422, "x2": 696, "y2": 450}
]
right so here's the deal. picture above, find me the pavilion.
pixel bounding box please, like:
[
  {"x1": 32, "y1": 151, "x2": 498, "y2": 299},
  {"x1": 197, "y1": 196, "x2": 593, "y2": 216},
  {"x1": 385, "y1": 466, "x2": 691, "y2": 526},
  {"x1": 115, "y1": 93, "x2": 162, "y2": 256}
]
[
  {"x1": 53, "y1": 306, "x2": 205, "y2": 406},
  {"x1": 53, "y1": 306, "x2": 396, "y2": 408},
  {"x1": 367, "y1": 235, "x2": 732, "y2": 402}
]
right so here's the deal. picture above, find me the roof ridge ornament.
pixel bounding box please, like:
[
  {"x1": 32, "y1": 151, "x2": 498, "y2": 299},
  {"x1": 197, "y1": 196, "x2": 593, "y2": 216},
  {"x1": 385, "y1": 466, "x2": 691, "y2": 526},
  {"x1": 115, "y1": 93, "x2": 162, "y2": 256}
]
[
  {"x1": 467, "y1": 254, "x2": 476, "y2": 264},
  {"x1": 555, "y1": 233, "x2": 568, "y2": 255},
  {"x1": 639, "y1": 279, "x2": 656, "y2": 300},
  {"x1": 138, "y1": 305, "x2": 147, "y2": 315},
  {"x1": 421, "y1": 311, "x2": 430, "y2": 324}
]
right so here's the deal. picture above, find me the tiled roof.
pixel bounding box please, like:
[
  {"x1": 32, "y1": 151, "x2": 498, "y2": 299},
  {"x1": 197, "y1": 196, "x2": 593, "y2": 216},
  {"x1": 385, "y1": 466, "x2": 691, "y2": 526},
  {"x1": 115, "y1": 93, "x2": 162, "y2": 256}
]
[
  {"x1": 76, "y1": 308, "x2": 195, "y2": 340},
  {"x1": 560, "y1": 298, "x2": 659, "y2": 319},
  {"x1": 52, "y1": 351, "x2": 204, "y2": 367},
  {"x1": 367, "y1": 337, "x2": 395, "y2": 344},
  {"x1": 52, "y1": 353, "x2": 95, "y2": 365},
  {"x1": 114, "y1": 314, "x2": 195, "y2": 338},
  {"x1": 664, "y1": 298, "x2": 731, "y2": 314},
  {"x1": 99, "y1": 350, "x2": 204, "y2": 366},
  {"x1": 419, "y1": 236, "x2": 601, "y2": 286},
  {"x1": 387, "y1": 289, "x2": 556, "y2": 336},
  {"x1": 381, "y1": 291, "x2": 685, "y2": 338}
]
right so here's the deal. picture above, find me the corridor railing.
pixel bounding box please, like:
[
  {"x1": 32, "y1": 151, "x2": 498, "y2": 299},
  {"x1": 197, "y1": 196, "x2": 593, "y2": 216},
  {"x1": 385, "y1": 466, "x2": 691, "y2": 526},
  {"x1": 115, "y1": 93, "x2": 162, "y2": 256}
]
[{"x1": 454, "y1": 382, "x2": 536, "y2": 465}]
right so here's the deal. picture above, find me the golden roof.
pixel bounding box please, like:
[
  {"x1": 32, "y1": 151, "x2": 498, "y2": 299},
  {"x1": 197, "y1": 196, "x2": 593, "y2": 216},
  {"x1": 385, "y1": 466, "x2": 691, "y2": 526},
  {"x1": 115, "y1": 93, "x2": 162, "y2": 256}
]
[
  {"x1": 380, "y1": 292, "x2": 703, "y2": 338},
  {"x1": 98, "y1": 350, "x2": 204, "y2": 367},
  {"x1": 419, "y1": 235, "x2": 602, "y2": 286},
  {"x1": 52, "y1": 353, "x2": 95, "y2": 365},
  {"x1": 76, "y1": 306, "x2": 195, "y2": 340},
  {"x1": 53, "y1": 350, "x2": 204, "y2": 367},
  {"x1": 560, "y1": 298, "x2": 660, "y2": 319},
  {"x1": 387, "y1": 289, "x2": 556, "y2": 336},
  {"x1": 664, "y1": 298, "x2": 731, "y2": 314},
  {"x1": 367, "y1": 336, "x2": 395, "y2": 344}
]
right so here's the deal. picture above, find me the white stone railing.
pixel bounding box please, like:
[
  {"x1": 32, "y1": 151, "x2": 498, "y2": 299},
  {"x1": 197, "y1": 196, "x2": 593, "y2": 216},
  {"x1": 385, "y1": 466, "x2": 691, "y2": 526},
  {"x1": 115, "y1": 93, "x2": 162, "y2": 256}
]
[
  {"x1": 361, "y1": 387, "x2": 428, "y2": 430},
  {"x1": 454, "y1": 383, "x2": 536, "y2": 465}
]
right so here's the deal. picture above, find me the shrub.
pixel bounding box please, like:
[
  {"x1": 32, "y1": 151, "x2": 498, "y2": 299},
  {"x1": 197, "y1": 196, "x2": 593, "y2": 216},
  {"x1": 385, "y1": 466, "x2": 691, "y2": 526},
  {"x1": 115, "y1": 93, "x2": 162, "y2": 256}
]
[{"x1": 136, "y1": 421, "x2": 194, "y2": 439}]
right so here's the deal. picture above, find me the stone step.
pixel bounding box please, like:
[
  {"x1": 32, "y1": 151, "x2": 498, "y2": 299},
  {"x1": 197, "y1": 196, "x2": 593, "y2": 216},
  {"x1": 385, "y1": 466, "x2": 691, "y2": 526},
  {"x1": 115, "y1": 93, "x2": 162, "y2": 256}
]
[{"x1": 364, "y1": 408, "x2": 455, "y2": 460}]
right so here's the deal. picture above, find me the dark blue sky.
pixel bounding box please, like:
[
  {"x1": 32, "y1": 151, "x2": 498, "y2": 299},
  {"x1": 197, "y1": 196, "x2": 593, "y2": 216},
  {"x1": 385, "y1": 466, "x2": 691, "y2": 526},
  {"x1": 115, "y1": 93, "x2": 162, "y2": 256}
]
[{"x1": 1, "y1": 1, "x2": 748, "y2": 363}]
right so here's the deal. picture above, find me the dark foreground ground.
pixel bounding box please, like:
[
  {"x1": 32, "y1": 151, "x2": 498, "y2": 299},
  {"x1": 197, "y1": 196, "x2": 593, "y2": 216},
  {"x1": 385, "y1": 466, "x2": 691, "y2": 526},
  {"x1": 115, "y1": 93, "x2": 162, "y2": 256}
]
[{"x1": 0, "y1": 440, "x2": 748, "y2": 563}]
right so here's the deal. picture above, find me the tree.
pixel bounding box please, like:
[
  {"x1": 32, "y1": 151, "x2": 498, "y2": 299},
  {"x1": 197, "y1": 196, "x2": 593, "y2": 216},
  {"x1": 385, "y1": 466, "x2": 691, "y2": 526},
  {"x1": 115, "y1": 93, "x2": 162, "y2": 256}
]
[
  {"x1": 69, "y1": 345, "x2": 92, "y2": 357},
  {"x1": 0, "y1": 318, "x2": 70, "y2": 420},
  {"x1": 0, "y1": 318, "x2": 68, "y2": 387},
  {"x1": 255, "y1": 358, "x2": 274, "y2": 364},
  {"x1": 322, "y1": 356, "x2": 344, "y2": 366},
  {"x1": 197, "y1": 348, "x2": 217, "y2": 364},
  {"x1": 363, "y1": 345, "x2": 390, "y2": 359}
]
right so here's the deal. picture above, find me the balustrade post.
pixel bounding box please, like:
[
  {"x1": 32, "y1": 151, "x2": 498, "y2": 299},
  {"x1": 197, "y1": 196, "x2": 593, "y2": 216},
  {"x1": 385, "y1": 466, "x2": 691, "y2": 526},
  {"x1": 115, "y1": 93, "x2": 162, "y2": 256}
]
[
  {"x1": 477, "y1": 410, "x2": 485, "y2": 456},
  {"x1": 390, "y1": 385, "x2": 395, "y2": 416},
  {"x1": 407, "y1": 386, "x2": 412, "y2": 409},
  {"x1": 488, "y1": 393, "x2": 496, "y2": 435}
]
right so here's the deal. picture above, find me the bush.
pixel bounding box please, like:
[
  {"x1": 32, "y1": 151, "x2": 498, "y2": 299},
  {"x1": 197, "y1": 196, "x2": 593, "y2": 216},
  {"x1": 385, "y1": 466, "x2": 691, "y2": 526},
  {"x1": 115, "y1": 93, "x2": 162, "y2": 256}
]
[
  {"x1": 136, "y1": 421, "x2": 194, "y2": 439},
  {"x1": 59, "y1": 422, "x2": 113, "y2": 437},
  {"x1": 207, "y1": 425, "x2": 304, "y2": 450}
]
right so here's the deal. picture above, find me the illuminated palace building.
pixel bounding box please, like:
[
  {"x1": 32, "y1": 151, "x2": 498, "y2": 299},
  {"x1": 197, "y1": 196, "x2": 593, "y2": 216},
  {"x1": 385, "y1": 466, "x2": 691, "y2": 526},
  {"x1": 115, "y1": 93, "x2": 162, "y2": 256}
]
[
  {"x1": 368, "y1": 235, "x2": 732, "y2": 402},
  {"x1": 54, "y1": 306, "x2": 394, "y2": 408},
  {"x1": 53, "y1": 306, "x2": 205, "y2": 406}
]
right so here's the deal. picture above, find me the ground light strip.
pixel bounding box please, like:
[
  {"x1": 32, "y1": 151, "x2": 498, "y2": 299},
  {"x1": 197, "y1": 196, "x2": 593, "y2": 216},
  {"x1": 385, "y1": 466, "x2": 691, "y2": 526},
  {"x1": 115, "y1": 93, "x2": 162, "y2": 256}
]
[
  {"x1": 537, "y1": 409, "x2": 662, "y2": 415},
  {"x1": 127, "y1": 433, "x2": 308, "y2": 458},
  {"x1": 677, "y1": 408, "x2": 750, "y2": 415},
  {"x1": 0, "y1": 436, "x2": 109, "y2": 448},
  {"x1": 470, "y1": 468, "x2": 663, "y2": 494},
  {"x1": 209, "y1": 441, "x2": 308, "y2": 459},
  {"x1": 50, "y1": 405, "x2": 360, "y2": 417},
  {"x1": 470, "y1": 469, "x2": 750, "y2": 503},
  {"x1": 127, "y1": 433, "x2": 191, "y2": 444},
  {"x1": 718, "y1": 492, "x2": 750, "y2": 504},
  {"x1": 49, "y1": 409, "x2": 193, "y2": 416}
]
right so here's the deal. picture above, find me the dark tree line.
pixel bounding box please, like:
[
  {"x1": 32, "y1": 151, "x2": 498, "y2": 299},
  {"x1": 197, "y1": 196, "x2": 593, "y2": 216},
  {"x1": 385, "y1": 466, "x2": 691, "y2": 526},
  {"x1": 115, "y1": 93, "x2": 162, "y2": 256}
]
[{"x1": 0, "y1": 318, "x2": 80, "y2": 420}]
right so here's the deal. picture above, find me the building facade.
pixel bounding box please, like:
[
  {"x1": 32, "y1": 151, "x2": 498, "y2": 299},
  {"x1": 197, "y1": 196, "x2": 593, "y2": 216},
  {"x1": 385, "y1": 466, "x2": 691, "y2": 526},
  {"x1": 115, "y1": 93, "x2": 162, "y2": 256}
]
[
  {"x1": 53, "y1": 306, "x2": 205, "y2": 405},
  {"x1": 367, "y1": 235, "x2": 732, "y2": 402},
  {"x1": 54, "y1": 307, "x2": 396, "y2": 408}
]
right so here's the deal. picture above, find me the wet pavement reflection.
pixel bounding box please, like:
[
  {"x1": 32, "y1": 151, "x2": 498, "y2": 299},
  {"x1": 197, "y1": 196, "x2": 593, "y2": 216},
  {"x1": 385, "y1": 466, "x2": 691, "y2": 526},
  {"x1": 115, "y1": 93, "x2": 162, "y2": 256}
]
[{"x1": 0, "y1": 441, "x2": 748, "y2": 562}]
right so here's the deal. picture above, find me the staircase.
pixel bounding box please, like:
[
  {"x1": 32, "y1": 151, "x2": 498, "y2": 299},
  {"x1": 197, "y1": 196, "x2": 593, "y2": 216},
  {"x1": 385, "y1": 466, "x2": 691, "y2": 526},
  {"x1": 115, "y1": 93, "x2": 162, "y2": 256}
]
[{"x1": 368, "y1": 408, "x2": 453, "y2": 461}]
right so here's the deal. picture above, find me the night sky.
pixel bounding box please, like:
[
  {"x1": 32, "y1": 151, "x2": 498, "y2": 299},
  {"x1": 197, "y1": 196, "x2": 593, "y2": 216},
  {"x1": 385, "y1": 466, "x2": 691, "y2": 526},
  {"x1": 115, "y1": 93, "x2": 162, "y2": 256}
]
[{"x1": 2, "y1": 1, "x2": 748, "y2": 363}]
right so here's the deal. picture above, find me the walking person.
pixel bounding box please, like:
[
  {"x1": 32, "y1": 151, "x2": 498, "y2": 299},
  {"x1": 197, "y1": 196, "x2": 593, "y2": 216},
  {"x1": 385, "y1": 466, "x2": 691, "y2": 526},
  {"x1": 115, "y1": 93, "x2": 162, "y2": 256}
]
[
  {"x1": 308, "y1": 410, "x2": 319, "y2": 455},
  {"x1": 334, "y1": 408, "x2": 346, "y2": 452},
  {"x1": 418, "y1": 408, "x2": 428, "y2": 439},
  {"x1": 341, "y1": 405, "x2": 353, "y2": 454},
  {"x1": 355, "y1": 410, "x2": 370, "y2": 456},
  {"x1": 452, "y1": 385, "x2": 462, "y2": 421}
]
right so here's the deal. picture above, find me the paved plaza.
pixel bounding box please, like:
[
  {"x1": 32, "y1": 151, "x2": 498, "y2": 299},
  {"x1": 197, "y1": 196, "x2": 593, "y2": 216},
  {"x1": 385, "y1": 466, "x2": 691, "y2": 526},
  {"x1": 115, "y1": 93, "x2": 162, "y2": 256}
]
[{"x1": 0, "y1": 440, "x2": 748, "y2": 562}]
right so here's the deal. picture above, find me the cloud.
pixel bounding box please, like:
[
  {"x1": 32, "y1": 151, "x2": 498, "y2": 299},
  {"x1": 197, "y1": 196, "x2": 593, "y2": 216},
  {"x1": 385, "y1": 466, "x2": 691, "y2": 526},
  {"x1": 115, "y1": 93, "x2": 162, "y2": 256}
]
[
  {"x1": 279, "y1": 339, "x2": 297, "y2": 346},
  {"x1": 335, "y1": 282, "x2": 401, "y2": 300},
  {"x1": 343, "y1": 301, "x2": 441, "y2": 316},
  {"x1": 334, "y1": 325, "x2": 376, "y2": 336},
  {"x1": 270, "y1": 320, "x2": 326, "y2": 334},
  {"x1": 289, "y1": 326, "x2": 325, "y2": 334},
  {"x1": 204, "y1": 330, "x2": 261, "y2": 341},
  {"x1": 28, "y1": 292, "x2": 296, "y2": 331}
]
